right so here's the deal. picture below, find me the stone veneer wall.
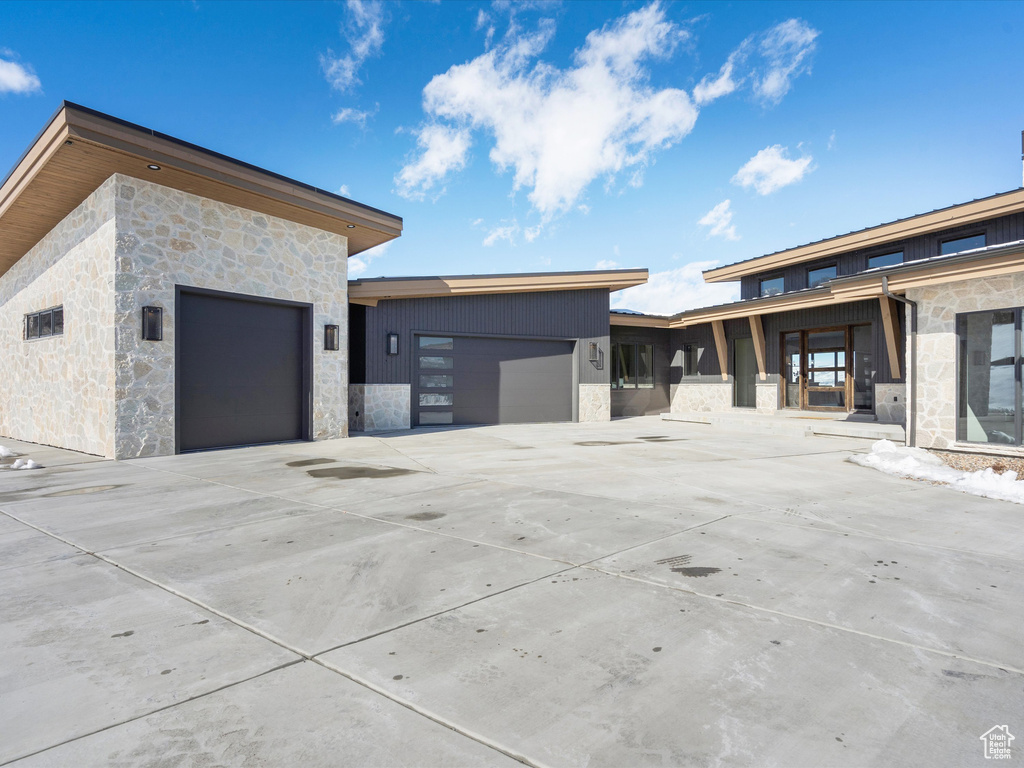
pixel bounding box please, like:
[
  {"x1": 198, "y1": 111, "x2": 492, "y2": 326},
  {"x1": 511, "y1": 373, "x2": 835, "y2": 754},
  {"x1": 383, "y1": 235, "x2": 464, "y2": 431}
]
[
  {"x1": 349, "y1": 384, "x2": 366, "y2": 433},
  {"x1": 671, "y1": 382, "x2": 732, "y2": 413},
  {"x1": 578, "y1": 383, "x2": 611, "y2": 422},
  {"x1": 907, "y1": 274, "x2": 1024, "y2": 449},
  {"x1": 874, "y1": 382, "x2": 906, "y2": 425},
  {"x1": 361, "y1": 384, "x2": 411, "y2": 431},
  {"x1": 0, "y1": 177, "x2": 118, "y2": 457},
  {"x1": 755, "y1": 382, "x2": 778, "y2": 414},
  {"x1": 112, "y1": 174, "x2": 350, "y2": 458}
]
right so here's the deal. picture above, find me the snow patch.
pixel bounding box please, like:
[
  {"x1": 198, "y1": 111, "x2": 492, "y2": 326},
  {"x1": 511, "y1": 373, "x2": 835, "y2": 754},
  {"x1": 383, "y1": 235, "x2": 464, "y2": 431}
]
[
  {"x1": 850, "y1": 440, "x2": 1024, "y2": 505},
  {"x1": 0, "y1": 445, "x2": 20, "y2": 458}
]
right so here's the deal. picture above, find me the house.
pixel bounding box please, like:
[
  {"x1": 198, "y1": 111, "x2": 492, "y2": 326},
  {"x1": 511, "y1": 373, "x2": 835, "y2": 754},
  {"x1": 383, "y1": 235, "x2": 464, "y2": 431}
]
[
  {"x1": 653, "y1": 188, "x2": 1024, "y2": 453},
  {"x1": 0, "y1": 103, "x2": 643, "y2": 458}
]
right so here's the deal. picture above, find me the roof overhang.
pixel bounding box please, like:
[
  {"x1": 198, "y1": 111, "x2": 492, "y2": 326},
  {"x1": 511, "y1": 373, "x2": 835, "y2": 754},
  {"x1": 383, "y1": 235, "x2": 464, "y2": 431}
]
[
  {"x1": 0, "y1": 101, "x2": 403, "y2": 278},
  {"x1": 673, "y1": 240, "x2": 1024, "y2": 327},
  {"x1": 609, "y1": 313, "x2": 671, "y2": 328},
  {"x1": 349, "y1": 269, "x2": 648, "y2": 307},
  {"x1": 702, "y1": 187, "x2": 1024, "y2": 284}
]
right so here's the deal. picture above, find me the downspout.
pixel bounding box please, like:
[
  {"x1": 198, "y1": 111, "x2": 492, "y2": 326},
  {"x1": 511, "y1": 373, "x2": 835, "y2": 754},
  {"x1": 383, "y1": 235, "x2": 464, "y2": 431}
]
[{"x1": 882, "y1": 276, "x2": 917, "y2": 447}]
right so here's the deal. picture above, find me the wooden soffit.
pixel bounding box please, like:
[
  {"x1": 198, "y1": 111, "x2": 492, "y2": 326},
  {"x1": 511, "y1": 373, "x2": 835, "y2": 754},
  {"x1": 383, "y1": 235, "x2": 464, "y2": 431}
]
[
  {"x1": 0, "y1": 102, "x2": 403, "y2": 279},
  {"x1": 349, "y1": 269, "x2": 649, "y2": 307},
  {"x1": 609, "y1": 313, "x2": 671, "y2": 328},
  {"x1": 703, "y1": 188, "x2": 1024, "y2": 283}
]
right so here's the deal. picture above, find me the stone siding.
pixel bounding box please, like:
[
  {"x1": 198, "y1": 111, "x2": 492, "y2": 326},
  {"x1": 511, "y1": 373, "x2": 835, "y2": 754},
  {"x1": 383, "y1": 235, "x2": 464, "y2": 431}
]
[
  {"x1": 671, "y1": 382, "x2": 732, "y2": 413},
  {"x1": 361, "y1": 384, "x2": 411, "y2": 431},
  {"x1": 578, "y1": 383, "x2": 611, "y2": 422},
  {"x1": 907, "y1": 274, "x2": 1024, "y2": 449},
  {"x1": 875, "y1": 382, "x2": 907, "y2": 425},
  {"x1": 0, "y1": 177, "x2": 118, "y2": 457},
  {"x1": 349, "y1": 384, "x2": 366, "y2": 433},
  {"x1": 755, "y1": 382, "x2": 778, "y2": 414},
  {"x1": 112, "y1": 175, "x2": 349, "y2": 458}
]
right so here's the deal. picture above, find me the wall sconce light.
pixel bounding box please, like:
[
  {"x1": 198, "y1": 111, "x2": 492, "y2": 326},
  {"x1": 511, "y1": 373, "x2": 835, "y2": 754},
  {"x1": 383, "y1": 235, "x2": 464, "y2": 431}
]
[
  {"x1": 324, "y1": 324, "x2": 340, "y2": 351},
  {"x1": 588, "y1": 342, "x2": 600, "y2": 362},
  {"x1": 141, "y1": 306, "x2": 163, "y2": 341},
  {"x1": 387, "y1": 332, "x2": 399, "y2": 356}
]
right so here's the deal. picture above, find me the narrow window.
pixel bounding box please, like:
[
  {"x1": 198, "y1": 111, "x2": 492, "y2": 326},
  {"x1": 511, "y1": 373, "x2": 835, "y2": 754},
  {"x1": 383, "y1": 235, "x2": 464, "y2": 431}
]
[
  {"x1": 941, "y1": 233, "x2": 986, "y2": 255},
  {"x1": 868, "y1": 251, "x2": 903, "y2": 270},
  {"x1": 637, "y1": 344, "x2": 655, "y2": 388},
  {"x1": 682, "y1": 344, "x2": 698, "y2": 376},
  {"x1": 807, "y1": 265, "x2": 837, "y2": 289},
  {"x1": 24, "y1": 306, "x2": 63, "y2": 340},
  {"x1": 759, "y1": 276, "x2": 785, "y2": 297}
]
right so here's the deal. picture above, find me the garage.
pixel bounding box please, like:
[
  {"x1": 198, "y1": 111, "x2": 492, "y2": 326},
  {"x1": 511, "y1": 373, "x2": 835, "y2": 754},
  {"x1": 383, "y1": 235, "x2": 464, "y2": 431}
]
[
  {"x1": 415, "y1": 334, "x2": 573, "y2": 426},
  {"x1": 176, "y1": 288, "x2": 311, "y2": 452}
]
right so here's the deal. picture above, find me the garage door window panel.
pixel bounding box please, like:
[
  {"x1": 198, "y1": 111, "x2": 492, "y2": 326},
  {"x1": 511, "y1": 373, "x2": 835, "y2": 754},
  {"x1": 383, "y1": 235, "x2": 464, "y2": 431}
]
[{"x1": 420, "y1": 356, "x2": 453, "y2": 369}]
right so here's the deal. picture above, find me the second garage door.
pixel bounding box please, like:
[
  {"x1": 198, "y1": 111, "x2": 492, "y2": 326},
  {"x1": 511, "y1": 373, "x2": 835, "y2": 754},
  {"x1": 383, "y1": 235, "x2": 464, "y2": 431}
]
[{"x1": 415, "y1": 334, "x2": 573, "y2": 426}]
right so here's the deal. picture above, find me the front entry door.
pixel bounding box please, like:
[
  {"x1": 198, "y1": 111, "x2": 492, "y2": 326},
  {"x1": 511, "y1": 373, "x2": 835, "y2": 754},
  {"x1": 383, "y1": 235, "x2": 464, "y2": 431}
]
[
  {"x1": 781, "y1": 325, "x2": 874, "y2": 412},
  {"x1": 734, "y1": 337, "x2": 757, "y2": 408}
]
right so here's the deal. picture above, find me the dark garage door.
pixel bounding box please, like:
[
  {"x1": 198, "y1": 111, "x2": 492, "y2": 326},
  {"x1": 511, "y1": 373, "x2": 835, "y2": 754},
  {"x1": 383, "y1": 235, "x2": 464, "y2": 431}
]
[
  {"x1": 177, "y1": 290, "x2": 309, "y2": 451},
  {"x1": 416, "y1": 335, "x2": 573, "y2": 426}
]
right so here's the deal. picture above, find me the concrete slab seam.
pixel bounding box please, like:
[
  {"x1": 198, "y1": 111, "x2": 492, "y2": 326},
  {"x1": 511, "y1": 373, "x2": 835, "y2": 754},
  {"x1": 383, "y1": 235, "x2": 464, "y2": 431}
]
[
  {"x1": 0, "y1": 659, "x2": 305, "y2": 766},
  {"x1": 582, "y1": 566, "x2": 1024, "y2": 676}
]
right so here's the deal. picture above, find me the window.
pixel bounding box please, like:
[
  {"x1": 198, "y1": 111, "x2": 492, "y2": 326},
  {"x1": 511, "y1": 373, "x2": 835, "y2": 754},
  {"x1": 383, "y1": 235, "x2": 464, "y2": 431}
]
[
  {"x1": 682, "y1": 344, "x2": 699, "y2": 376},
  {"x1": 807, "y1": 265, "x2": 837, "y2": 289},
  {"x1": 418, "y1": 336, "x2": 453, "y2": 350},
  {"x1": 942, "y1": 233, "x2": 986, "y2": 255},
  {"x1": 612, "y1": 342, "x2": 654, "y2": 389},
  {"x1": 868, "y1": 251, "x2": 903, "y2": 270},
  {"x1": 760, "y1": 276, "x2": 785, "y2": 297},
  {"x1": 24, "y1": 306, "x2": 63, "y2": 340},
  {"x1": 957, "y1": 309, "x2": 1019, "y2": 445},
  {"x1": 419, "y1": 374, "x2": 453, "y2": 388}
]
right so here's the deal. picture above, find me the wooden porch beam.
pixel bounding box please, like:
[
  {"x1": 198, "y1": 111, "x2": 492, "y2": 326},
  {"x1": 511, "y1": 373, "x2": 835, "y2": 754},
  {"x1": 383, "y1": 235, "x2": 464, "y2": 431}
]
[
  {"x1": 878, "y1": 296, "x2": 903, "y2": 380},
  {"x1": 711, "y1": 320, "x2": 729, "y2": 381},
  {"x1": 748, "y1": 315, "x2": 767, "y2": 381}
]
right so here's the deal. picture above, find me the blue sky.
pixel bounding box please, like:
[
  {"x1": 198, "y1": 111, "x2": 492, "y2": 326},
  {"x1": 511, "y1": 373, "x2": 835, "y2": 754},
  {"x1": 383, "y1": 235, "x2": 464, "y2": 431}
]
[{"x1": 2, "y1": 1, "x2": 1023, "y2": 314}]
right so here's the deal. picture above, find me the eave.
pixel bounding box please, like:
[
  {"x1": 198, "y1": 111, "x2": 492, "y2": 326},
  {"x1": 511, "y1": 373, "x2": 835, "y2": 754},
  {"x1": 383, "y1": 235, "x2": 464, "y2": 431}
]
[
  {"x1": 702, "y1": 187, "x2": 1024, "y2": 284},
  {"x1": 0, "y1": 102, "x2": 404, "y2": 279},
  {"x1": 349, "y1": 269, "x2": 649, "y2": 307}
]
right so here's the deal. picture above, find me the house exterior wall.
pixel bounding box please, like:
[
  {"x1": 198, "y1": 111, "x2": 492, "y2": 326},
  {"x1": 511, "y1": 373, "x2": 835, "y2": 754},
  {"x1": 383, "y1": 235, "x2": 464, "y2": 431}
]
[
  {"x1": 0, "y1": 177, "x2": 118, "y2": 457},
  {"x1": 112, "y1": 174, "x2": 350, "y2": 458},
  {"x1": 740, "y1": 212, "x2": 1024, "y2": 299},
  {"x1": 357, "y1": 289, "x2": 611, "y2": 427},
  {"x1": 907, "y1": 273, "x2": 1024, "y2": 449}
]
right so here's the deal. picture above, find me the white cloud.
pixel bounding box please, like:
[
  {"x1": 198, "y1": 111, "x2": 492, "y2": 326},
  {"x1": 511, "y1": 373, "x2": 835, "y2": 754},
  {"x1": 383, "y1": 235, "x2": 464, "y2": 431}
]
[
  {"x1": 332, "y1": 104, "x2": 378, "y2": 127},
  {"x1": 827, "y1": 130, "x2": 836, "y2": 151},
  {"x1": 610, "y1": 260, "x2": 740, "y2": 315},
  {"x1": 751, "y1": 19, "x2": 819, "y2": 105},
  {"x1": 595, "y1": 259, "x2": 620, "y2": 270},
  {"x1": 394, "y1": 124, "x2": 472, "y2": 199},
  {"x1": 337, "y1": 184, "x2": 351, "y2": 196},
  {"x1": 692, "y1": 50, "x2": 741, "y2": 106},
  {"x1": 691, "y1": 18, "x2": 818, "y2": 108},
  {"x1": 483, "y1": 223, "x2": 519, "y2": 247},
  {"x1": 396, "y1": 2, "x2": 697, "y2": 219},
  {"x1": 698, "y1": 199, "x2": 739, "y2": 241},
  {"x1": 321, "y1": 0, "x2": 386, "y2": 93},
  {"x1": 0, "y1": 52, "x2": 41, "y2": 95},
  {"x1": 732, "y1": 145, "x2": 813, "y2": 195},
  {"x1": 347, "y1": 239, "x2": 392, "y2": 278}
]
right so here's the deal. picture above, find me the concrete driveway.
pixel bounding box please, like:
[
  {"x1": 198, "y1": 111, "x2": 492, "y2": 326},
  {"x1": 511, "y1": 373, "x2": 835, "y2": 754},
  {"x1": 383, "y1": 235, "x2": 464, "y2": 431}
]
[{"x1": 2, "y1": 417, "x2": 1021, "y2": 767}]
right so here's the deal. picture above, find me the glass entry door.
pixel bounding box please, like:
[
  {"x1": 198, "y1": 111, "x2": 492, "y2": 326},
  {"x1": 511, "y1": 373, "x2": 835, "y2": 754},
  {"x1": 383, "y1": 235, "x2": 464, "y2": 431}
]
[
  {"x1": 734, "y1": 337, "x2": 757, "y2": 408},
  {"x1": 781, "y1": 326, "x2": 874, "y2": 412}
]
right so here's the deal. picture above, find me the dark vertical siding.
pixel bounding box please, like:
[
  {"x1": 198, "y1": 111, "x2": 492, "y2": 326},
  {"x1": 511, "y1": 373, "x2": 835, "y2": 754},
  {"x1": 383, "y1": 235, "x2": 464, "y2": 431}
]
[
  {"x1": 739, "y1": 212, "x2": 1024, "y2": 299},
  {"x1": 362, "y1": 288, "x2": 610, "y2": 386},
  {"x1": 610, "y1": 326, "x2": 671, "y2": 416}
]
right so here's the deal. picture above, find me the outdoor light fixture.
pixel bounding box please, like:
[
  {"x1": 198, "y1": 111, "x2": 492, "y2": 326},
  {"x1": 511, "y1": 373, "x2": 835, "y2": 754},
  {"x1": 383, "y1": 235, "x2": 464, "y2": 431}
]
[
  {"x1": 64, "y1": 140, "x2": 73, "y2": 146},
  {"x1": 147, "y1": 164, "x2": 161, "y2": 171},
  {"x1": 141, "y1": 306, "x2": 163, "y2": 341},
  {"x1": 588, "y1": 342, "x2": 600, "y2": 362},
  {"x1": 324, "y1": 324, "x2": 340, "y2": 351},
  {"x1": 387, "y1": 332, "x2": 399, "y2": 356},
  {"x1": 346, "y1": 224, "x2": 356, "y2": 229}
]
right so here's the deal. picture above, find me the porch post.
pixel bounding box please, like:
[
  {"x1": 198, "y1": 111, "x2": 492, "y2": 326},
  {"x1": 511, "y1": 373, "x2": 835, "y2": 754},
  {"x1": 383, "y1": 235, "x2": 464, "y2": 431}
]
[
  {"x1": 748, "y1": 315, "x2": 767, "y2": 381},
  {"x1": 711, "y1": 320, "x2": 729, "y2": 381},
  {"x1": 878, "y1": 295, "x2": 903, "y2": 380}
]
